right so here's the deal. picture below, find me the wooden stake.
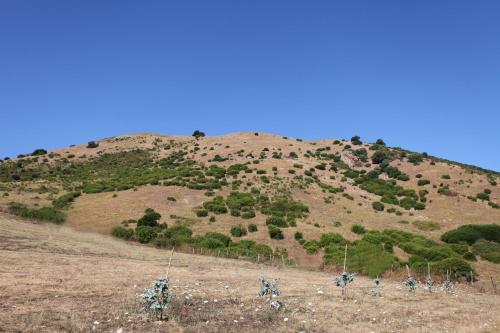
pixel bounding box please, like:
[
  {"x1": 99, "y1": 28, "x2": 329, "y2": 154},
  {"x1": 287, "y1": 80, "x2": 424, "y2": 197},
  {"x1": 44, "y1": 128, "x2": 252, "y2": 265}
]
[
  {"x1": 490, "y1": 276, "x2": 497, "y2": 294},
  {"x1": 343, "y1": 244, "x2": 348, "y2": 272},
  {"x1": 406, "y1": 264, "x2": 411, "y2": 278}
]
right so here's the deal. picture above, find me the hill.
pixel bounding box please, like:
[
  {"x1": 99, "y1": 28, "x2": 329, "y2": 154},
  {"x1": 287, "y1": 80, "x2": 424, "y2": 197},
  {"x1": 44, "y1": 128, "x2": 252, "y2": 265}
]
[{"x1": 0, "y1": 132, "x2": 499, "y2": 279}]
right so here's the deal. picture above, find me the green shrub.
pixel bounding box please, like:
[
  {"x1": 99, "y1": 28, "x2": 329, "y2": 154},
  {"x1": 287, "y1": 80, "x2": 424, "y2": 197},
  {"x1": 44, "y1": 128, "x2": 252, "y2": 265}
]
[
  {"x1": 112, "y1": 226, "x2": 134, "y2": 240},
  {"x1": 137, "y1": 208, "x2": 161, "y2": 227},
  {"x1": 294, "y1": 231, "x2": 303, "y2": 240},
  {"x1": 248, "y1": 224, "x2": 258, "y2": 232},
  {"x1": 408, "y1": 154, "x2": 423, "y2": 165},
  {"x1": 417, "y1": 179, "x2": 430, "y2": 186},
  {"x1": 371, "y1": 150, "x2": 391, "y2": 164},
  {"x1": 477, "y1": 192, "x2": 490, "y2": 201},
  {"x1": 472, "y1": 239, "x2": 500, "y2": 263},
  {"x1": 203, "y1": 196, "x2": 228, "y2": 214},
  {"x1": 268, "y1": 225, "x2": 284, "y2": 239},
  {"x1": 265, "y1": 216, "x2": 288, "y2": 227},
  {"x1": 230, "y1": 225, "x2": 247, "y2": 237},
  {"x1": 196, "y1": 209, "x2": 209, "y2": 217},
  {"x1": 304, "y1": 240, "x2": 321, "y2": 254},
  {"x1": 319, "y1": 232, "x2": 346, "y2": 247},
  {"x1": 447, "y1": 243, "x2": 468, "y2": 255},
  {"x1": 241, "y1": 210, "x2": 256, "y2": 219},
  {"x1": 431, "y1": 258, "x2": 473, "y2": 278},
  {"x1": 351, "y1": 224, "x2": 366, "y2": 234},
  {"x1": 203, "y1": 232, "x2": 231, "y2": 247},
  {"x1": 52, "y1": 191, "x2": 81, "y2": 209},
  {"x1": 441, "y1": 224, "x2": 500, "y2": 245},
  {"x1": 463, "y1": 251, "x2": 477, "y2": 261},
  {"x1": 372, "y1": 201, "x2": 384, "y2": 211},
  {"x1": 324, "y1": 241, "x2": 397, "y2": 277},
  {"x1": 135, "y1": 226, "x2": 159, "y2": 243},
  {"x1": 87, "y1": 141, "x2": 99, "y2": 148},
  {"x1": 8, "y1": 202, "x2": 65, "y2": 224}
]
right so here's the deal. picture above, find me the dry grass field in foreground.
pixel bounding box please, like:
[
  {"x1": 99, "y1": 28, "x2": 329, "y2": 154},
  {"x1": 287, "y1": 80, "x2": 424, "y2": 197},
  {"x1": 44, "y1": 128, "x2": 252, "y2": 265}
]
[{"x1": 0, "y1": 214, "x2": 499, "y2": 333}]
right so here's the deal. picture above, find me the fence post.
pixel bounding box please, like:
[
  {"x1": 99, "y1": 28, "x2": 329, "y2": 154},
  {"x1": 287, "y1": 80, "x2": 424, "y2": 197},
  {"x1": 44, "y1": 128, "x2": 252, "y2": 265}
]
[{"x1": 490, "y1": 276, "x2": 497, "y2": 294}]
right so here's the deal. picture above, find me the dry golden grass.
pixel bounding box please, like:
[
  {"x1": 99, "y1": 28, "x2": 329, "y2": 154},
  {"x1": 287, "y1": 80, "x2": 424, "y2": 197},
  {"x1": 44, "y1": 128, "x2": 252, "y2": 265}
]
[{"x1": 1, "y1": 213, "x2": 499, "y2": 333}]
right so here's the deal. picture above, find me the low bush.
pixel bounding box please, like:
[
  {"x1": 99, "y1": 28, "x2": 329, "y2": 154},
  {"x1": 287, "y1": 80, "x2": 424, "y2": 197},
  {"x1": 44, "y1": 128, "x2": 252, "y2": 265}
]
[
  {"x1": 203, "y1": 196, "x2": 228, "y2": 214},
  {"x1": 441, "y1": 224, "x2": 500, "y2": 245},
  {"x1": 294, "y1": 231, "x2": 303, "y2": 240},
  {"x1": 372, "y1": 201, "x2": 384, "y2": 211},
  {"x1": 268, "y1": 225, "x2": 284, "y2": 239},
  {"x1": 230, "y1": 225, "x2": 247, "y2": 237},
  {"x1": 248, "y1": 224, "x2": 258, "y2": 232},
  {"x1": 196, "y1": 209, "x2": 209, "y2": 217},
  {"x1": 8, "y1": 202, "x2": 65, "y2": 224},
  {"x1": 112, "y1": 226, "x2": 134, "y2": 240},
  {"x1": 472, "y1": 239, "x2": 500, "y2": 263},
  {"x1": 417, "y1": 179, "x2": 430, "y2": 186},
  {"x1": 266, "y1": 216, "x2": 288, "y2": 227},
  {"x1": 351, "y1": 224, "x2": 366, "y2": 234},
  {"x1": 304, "y1": 240, "x2": 321, "y2": 254},
  {"x1": 52, "y1": 191, "x2": 81, "y2": 209},
  {"x1": 135, "y1": 226, "x2": 159, "y2": 243}
]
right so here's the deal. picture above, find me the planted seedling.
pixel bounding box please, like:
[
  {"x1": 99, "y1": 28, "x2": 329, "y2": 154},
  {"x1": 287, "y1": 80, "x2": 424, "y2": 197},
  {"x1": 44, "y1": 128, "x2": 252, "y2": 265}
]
[
  {"x1": 139, "y1": 247, "x2": 175, "y2": 320},
  {"x1": 443, "y1": 269, "x2": 454, "y2": 292},
  {"x1": 335, "y1": 244, "x2": 356, "y2": 299},
  {"x1": 425, "y1": 263, "x2": 433, "y2": 293},
  {"x1": 371, "y1": 276, "x2": 382, "y2": 297},
  {"x1": 403, "y1": 265, "x2": 417, "y2": 292},
  {"x1": 258, "y1": 275, "x2": 283, "y2": 310}
]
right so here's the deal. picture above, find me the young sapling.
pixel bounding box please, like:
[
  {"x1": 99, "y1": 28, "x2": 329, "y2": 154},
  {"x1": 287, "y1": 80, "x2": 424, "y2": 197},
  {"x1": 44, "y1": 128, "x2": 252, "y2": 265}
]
[
  {"x1": 425, "y1": 263, "x2": 433, "y2": 293},
  {"x1": 258, "y1": 275, "x2": 283, "y2": 310},
  {"x1": 403, "y1": 264, "x2": 417, "y2": 292},
  {"x1": 139, "y1": 247, "x2": 175, "y2": 320},
  {"x1": 335, "y1": 244, "x2": 356, "y2": 299}
]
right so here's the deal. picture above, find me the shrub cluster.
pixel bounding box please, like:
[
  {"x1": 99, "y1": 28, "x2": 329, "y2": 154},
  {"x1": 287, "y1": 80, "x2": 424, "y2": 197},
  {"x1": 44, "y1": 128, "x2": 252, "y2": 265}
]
[
  {"x1": 112, "y1": 226, "x2": 134, "y2": 240},
  {"x1": 8, "y1": 202, "x2": 65, "y2": 224}
]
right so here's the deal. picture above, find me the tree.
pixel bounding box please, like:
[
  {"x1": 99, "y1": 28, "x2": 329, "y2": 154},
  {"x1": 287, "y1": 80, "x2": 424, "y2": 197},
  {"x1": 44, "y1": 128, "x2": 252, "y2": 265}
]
[
  {"x1": 32, "y1": 149, "x2": 47, "y2": 156},
  {"x1": 375, "y1": 139, "x2": 386, "y2": 146},
  {"x1": 192, "y1": 130, "x2": 206, "y2": 140},
  {"x1": 87, "y1": 141, "x2": 99, "y2": 148},
  {"x1": 137, "y1": 208, "x2": 161, "y2": 227},
  {"x1": 351, "y1": 136, "x2": 362, "y2": 145}
]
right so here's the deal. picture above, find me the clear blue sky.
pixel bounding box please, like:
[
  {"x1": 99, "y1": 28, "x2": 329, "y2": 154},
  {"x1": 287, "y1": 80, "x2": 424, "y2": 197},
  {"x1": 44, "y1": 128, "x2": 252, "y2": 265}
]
[{"x1": 1, "y1": 1, "x2": 499, "y2": 171}]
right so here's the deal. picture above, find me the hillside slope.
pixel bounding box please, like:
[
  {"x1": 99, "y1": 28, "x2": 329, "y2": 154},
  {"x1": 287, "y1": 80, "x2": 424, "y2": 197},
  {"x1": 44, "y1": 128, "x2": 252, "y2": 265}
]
[
  {"x1": 0, "y1": 132, "x2": 499, "y2": 278},
  {"x1": 1, "y1": 214, "x2": 499, "y2": 333}
]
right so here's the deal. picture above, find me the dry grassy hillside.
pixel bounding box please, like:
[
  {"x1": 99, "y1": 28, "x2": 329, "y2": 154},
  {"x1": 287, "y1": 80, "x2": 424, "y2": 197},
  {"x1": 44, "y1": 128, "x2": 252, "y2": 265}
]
[
  {"x1": 0, "y1": 132, "x2": 499, "y2": 277},
  {"x1": 1, "y1": 214, "x2": 499, "y2": 333}
]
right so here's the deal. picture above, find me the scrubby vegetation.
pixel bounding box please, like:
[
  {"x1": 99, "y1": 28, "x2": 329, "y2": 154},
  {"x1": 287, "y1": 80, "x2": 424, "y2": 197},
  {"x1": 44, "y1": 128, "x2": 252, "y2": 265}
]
[
  {"x1": 8, "y1": 202, "x2": 65, "y2": 224},
  {"x1": 441, "y1": 224, "x2": 500, "y2": 245},
  {"x1": 111, "y1": 226, "x2": 134, "y2": 240},
  {"x1": 304, "y1": 227, "x2": 477, "y2": 278}
]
